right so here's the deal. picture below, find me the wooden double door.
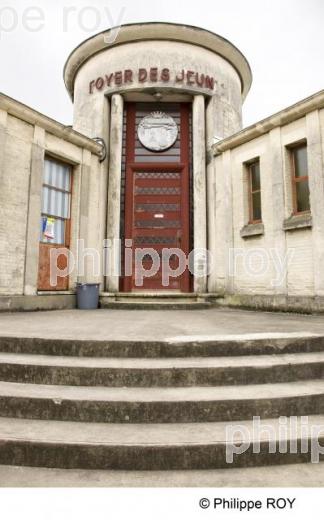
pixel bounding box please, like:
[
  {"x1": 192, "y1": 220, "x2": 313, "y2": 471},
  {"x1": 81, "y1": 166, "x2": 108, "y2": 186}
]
[{"x1": 123, "y1": 103, "x2": 192, "y2": 292}]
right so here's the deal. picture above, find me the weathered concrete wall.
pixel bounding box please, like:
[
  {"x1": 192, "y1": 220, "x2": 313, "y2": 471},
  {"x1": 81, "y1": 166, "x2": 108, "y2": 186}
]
[
  {"x1": 0, "y1": 93, "x2": 102, "y2": 307},
  {"x1": 211, "y1": 91, "x2": 324, "y2": 308},
  {"x1": 0, "y1": 114, "x2": 33, "y2": 295},
  {"x1": 65, "y1": 23, "x2": 252, "y2": 142},
  {"x1": 72, "y1": 39, "x2": 244, "y2": 141}
]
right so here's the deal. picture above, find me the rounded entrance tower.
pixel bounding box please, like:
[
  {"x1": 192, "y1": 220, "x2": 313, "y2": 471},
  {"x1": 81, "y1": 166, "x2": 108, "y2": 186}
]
[{"x1": 64, "y1": 23, "x2": 252, "y2": 294}]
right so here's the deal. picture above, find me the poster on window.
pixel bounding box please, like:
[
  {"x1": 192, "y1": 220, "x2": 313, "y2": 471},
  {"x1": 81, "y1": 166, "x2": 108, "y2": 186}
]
[{"x1": 43, "y1": 217, "x2": 56, "y2": 240}]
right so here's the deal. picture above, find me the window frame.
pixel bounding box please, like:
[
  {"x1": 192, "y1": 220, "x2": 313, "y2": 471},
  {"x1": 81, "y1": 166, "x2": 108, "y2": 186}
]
[
  {"x1": 289, "y1": 141, "x2": 310, "y2": 216},
  {"x1": 40, "y1": 156, "x2": 73, "y2": 247},
  {"x1": 247, "y1": 158, "x2": 262, "y2": 225}
]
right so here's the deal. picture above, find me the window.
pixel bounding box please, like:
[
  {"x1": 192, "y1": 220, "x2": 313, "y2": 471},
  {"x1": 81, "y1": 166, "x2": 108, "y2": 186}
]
[
  {"x1": 40, "y1": 158, "x2": 72, "y2": 245},
  {"x1": 248, "y1": 159, "x2": 262, "y2": 223},
  {"x1": 290, "y1": 143, "x2": 310, "y2": 214}
]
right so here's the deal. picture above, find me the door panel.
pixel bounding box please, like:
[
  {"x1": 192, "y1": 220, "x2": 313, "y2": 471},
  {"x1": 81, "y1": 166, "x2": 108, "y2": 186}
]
[{"x1": 37, "y1": 244, "x2": 69, "y2": 291}]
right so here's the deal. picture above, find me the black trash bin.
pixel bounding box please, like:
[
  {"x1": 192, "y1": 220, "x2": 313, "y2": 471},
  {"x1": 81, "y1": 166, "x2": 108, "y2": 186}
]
[{"x1": 76, "y1": 283, "x2": 100, "y2": 310}]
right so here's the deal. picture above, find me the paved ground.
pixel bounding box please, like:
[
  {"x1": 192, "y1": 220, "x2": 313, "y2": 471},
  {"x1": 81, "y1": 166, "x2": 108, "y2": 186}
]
[
  {"x1": 1, "y1": 463, "x2": 323, "y2": 487},
  {"x1": 0, "y1": 308, "x2": 323, "y2": 340}
]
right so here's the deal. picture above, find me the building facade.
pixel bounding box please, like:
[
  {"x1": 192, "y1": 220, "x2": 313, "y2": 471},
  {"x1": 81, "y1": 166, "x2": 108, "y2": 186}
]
[{"x1": 0, "y1": 22, "x2": 324, "y2": 312}]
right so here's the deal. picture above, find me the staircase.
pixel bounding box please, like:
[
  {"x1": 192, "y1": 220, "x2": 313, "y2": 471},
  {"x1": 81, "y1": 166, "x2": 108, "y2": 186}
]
[{"x1": 0, "y1": 333, "x2": 324, "y2": 477}]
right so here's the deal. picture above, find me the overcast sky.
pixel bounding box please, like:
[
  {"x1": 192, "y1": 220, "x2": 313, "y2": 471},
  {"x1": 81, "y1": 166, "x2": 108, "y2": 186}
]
[{"x1": 0, "y1": 0, "x2": 323, "y2": 128}]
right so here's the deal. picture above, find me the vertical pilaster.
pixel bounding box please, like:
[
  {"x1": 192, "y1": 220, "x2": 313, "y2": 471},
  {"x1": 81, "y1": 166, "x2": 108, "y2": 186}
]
[
  {"x1": 106, "y1": 93, "x2": 124, "y2": 292},
  {"x1": 268, "y1": 127, "x2": 287, "y2": 295},
  {"x1": 206, "y1": 98, "x2": 216, "y2": 293},
  {"x1": 192, "y1": 95, "x2": 207, "y2": 293},
  {"x1": 96, "y1": 97, "x2": 111, "y2": 289},
  {"x1": 24, "y1": 125, "x2": 45, "y2": 295},
  {"x1": 79, "y1": 148, "x2": 92, "y2": 282},
  {"x1": 0, "y1": 109, "x2": 8, "y2": 193},
  {"x1": 0, "y1": 110, "x2": 8, "y2": 293},
  {"x1": 306, "y1": 110, "x2": 324, "y2": 295},
  {"x1": 222, "y1": 149, "x2": 234, "y2": 294}
]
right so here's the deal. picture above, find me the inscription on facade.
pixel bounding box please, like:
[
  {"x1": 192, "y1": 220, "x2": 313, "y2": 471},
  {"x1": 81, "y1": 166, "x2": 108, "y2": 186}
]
[{"x1": 89, "y1": 68, "x2": 216, "y2": 94}]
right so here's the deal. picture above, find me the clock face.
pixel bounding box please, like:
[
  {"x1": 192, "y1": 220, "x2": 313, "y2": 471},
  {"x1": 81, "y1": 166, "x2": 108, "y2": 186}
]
[{"x1": 137, "y1": 112, "x2": 178, "y2": 152}]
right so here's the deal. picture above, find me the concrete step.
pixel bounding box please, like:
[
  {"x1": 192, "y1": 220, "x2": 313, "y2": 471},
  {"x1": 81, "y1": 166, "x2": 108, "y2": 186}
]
[
  {"x1": 1, "y1": 311, "x2": 324, "y2": 475},
  {"x1": 3, "y1": 461, "x2": 324, "y2": 487},
  {"x1": 0, "y1": 416, "x2": 322, "y2": 470},
  {"x1": 0, "y1": 379, "x2": 324, "y2": 423},
  {"x1": 102, "y1": 292, "x2": 202, "y2": 300},
  {"x1": 100, "y1": 292, "x2": 213, "y2": 310},
  {"x1": 100, "y1": 300, "x2": 212, "y2": 310},
  {"x1": 0, "y1": 333, "x2": 323, "y2": 358},
  {"x1": 1, "y1": 351, "x2": 324, "y2": 386}
]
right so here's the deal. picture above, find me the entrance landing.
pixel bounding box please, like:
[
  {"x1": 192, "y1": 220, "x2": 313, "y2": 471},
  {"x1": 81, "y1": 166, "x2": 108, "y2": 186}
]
[{"x1": 0, "y1": 307, "x2": 323, "y2": 342}]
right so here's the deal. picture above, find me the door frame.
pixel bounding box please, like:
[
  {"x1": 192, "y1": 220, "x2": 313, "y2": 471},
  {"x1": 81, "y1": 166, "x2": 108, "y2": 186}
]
[{"x1": 122, "y1": 102, "x2": 192, "y2": 293}]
